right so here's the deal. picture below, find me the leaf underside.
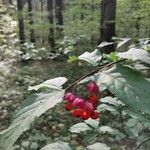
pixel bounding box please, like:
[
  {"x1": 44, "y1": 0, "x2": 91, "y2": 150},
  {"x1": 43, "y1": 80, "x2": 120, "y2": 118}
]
[
  {"x1": 87, "y1": 142, "x2": 110, "y2": 150},
  {"x1": 0, "y1": 78, "x2": 66, "y2": 150},
  {"x1": 78, "y1": 49, "x2": 102, "y2": 66},
  {"x1": 96, "y1": 64, "x2": 150, "y2": 123},
  {"x1": 70, "y1": 123, "x2": 91, "y2": 133},
  {"x1": 40, "y1": 141, "x2": 71, "y2": 150},
  {"x1": 118, "y1": 48, "x2": 150, "y2": 64}
]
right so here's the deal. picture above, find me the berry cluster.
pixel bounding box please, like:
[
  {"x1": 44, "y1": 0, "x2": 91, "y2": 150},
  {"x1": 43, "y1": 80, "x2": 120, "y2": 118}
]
[{"x1": 64, "y1": 82, "x2": 100, "y2": 120}]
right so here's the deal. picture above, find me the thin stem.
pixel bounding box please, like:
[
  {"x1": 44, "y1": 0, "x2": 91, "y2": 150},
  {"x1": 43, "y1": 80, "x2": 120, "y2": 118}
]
[
  {"x1": 134, "y1": 137, "x2": 150, "y2": 150},
  {"x1": 65, "y1": 59, "x2": 126, "y2": 91}
]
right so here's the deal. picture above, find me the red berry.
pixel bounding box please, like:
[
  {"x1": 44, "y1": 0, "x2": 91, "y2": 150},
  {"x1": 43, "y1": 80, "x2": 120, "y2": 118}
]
[
  {"x1": 81, "y1": 111, "x2": 91, "y2": 120},
  {"x1": 91, "y1": 111, "x2": 99, "y2": 119},
  {"x1": 72, "y1": 98, "x2": 85, "y2": 108},
  {"x1": 64, "y1": 103, "x2": 73, "y2": 111},
  {"x1": 89, "y1": 94, "x2": 99, "y2": 105},
  {"x1": 72, "y1": 109, "x2": 83, "y2": 118},
  {"x1": 64, "y1": 92, "x2": 75, "y2": 103},
  {"x1": 84, "y1": 102, "x2": 94, "y2": 112},
  {"x1": 87, "y1": 82, "x2": 99, "y2": 94}
]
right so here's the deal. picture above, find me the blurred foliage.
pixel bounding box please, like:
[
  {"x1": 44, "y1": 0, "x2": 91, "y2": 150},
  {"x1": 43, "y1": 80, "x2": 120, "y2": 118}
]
[
  {"x1": 0, "y1": 1, "x2": 150, "y2": 150},
  {"x1": 117, "y1": 0, "x2": 150, "y2": 38},
  {"x1": 14, "y1": 0, "x2": 150, "y2": 52}
]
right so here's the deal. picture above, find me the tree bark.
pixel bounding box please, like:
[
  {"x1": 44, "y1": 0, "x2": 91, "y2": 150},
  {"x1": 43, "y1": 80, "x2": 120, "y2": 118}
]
[
  {"x1": 100, "y1": 0, "x2": 116, "y2": 53},
  {"x1": 27, "y1": 0, "x2": 35, "y2": 43},
  {"x1": 55, "y1": 0, "x2": 64, "y2": 38},
  {"x1": 91, "y1": 0, "x2": 94, "y2": 44},
  {"x1": 9, "y1": 0, "x2": 13, "y2": 5},
  {"x1": 40, "y1": 0, "x2": 44, "y2": 12},
  {"x1": 40, "y1": 0, "x2": 45, "y2": 45},
  {"x1": 47, "y1": 0, "x2": 55, "y2": 48},
  {"x1": 131, "y1": 0, "x2": 140, "y2": 37},
  {"x1": 17, "y1": 0, "x2": 25, "y2": 45}
]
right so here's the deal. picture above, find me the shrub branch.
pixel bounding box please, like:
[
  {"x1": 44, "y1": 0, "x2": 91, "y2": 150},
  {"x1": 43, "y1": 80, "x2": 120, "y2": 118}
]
[{"x1": 65, "y1": 58, "x2": 126, "y2": 91}]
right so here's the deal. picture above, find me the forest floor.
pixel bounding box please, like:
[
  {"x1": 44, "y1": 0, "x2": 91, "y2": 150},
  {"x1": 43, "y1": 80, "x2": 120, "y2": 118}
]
[
  {"x1": 0, "y1": 3, "x2": 21, "y2": 131},
  {"x1": 1, "y1": 3, "x2": 150, "y2": 150},
  {"x1": 0, "y1": 4, "x2": 90, "y2": 150}
]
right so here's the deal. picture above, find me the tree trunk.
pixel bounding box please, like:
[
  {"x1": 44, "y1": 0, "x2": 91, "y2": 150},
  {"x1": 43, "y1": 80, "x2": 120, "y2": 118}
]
[
  {"x1": 100, "y1": 0, "x2": 116, "y2": 53},
  {"x1": 23, "y1": 0, "x2": 27, "y2": 5},
  {"x1": 40, "y1": 0, "x2": 44, "y2": 12},
  {"x1": 131, "y1": 0, "x2": 140, "y2": 37},
  {"x1": 47, "y1": 0, "x2": 55, "y2": 49},
  {"x1": 55, "y1": 0, "x2": 64, "y2": 38},
  {"x1": 9, "y1": 0, "x2": 13, "y2": 5},
  {"x1": 91, "y1": 0, "x2": 94, "y2": 44},
  {"x1": 40, "y1": 0, "x2": 45, "y2": 45},
  {"x1": 17, "y1": 0, "x2": 25, "y2": 45},
  {"x1": 27, "y1": 0, "x2": 35, "y2": 43}
]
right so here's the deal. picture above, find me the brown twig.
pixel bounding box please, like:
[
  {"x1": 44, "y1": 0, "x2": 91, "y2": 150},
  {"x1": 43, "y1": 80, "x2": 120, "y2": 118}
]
[{"x1": 65, "y1": 59, "x2": 126, "y2": 91}]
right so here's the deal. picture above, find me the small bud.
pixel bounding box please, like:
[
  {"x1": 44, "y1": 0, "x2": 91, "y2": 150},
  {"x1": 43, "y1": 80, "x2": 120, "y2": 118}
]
[
  {"x1": 64, "y1": 92, "x2": 75, "y2": 103},
  {"x1": 87, "y1": 82, "x2": 99, "y2": 94}
]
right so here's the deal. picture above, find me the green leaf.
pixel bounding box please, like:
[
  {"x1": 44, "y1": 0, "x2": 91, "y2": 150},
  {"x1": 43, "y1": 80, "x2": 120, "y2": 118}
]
[
  {"x1": 126, "y1": 118, "x2": 138, "y2": 127},
  {"x1": 70, "y1": 123, "x2": 91, "y2": 133},
  {"x1": 117, "y1": 38, "x2": 131, "y2": 49},
  {"x1": 128, "y1": 128, "x2": 139, "y2": 137},
  {"x1": 97, "y1": 64, "x2": 150, "y2": 123},
  {"x1": 109, "y1": 52, "x2": 119, "y2": 62},
  {"x1": 28, "y1": 77, "x2": 67, "y2": 91},
  {"x1": 99, "y1": 126, "x2": 114, "y2": 134},
  {"x1": 87, "y1": 142, "x2": 110, "y2": 150},
  {"x1": 85, "y1": 119, "x2": 99, "y2": 129},
  {"x1": 67, "y1": 56, "x2": 78, "y2": 63},
  {"x1": 101, "y1": 96, "x2": 119, "y2": 107},
  {"x1": 101, "y1": 96, "x2": 125, "y2": 107},
  {"x1": 97, "y1": 104, "x2": 116, "y2": 112},
  {"x1": 98, "y1": 41, "x2": 114, "y2": 48},
  {"x1": 78, "y1": 49, "x2": 102, "y2": 66},
  {"x1": 118, "y1": 48, "x2": 150, "y2": 64},
  {"x1": 78, "y1": 75, "x2": 97, "y2": 84},
  {"x1": 40, "y1": 141, "x2": 71, "y2": 150},
  {"x1": 103, "y1": 52, "x2": 119, "y2": 62},
  {"x1": 134, "y1": 63, "x2": 149, "y2": 70},
  {"x1": 0, "y1": 78, "x2": 67, "y2": 150}
]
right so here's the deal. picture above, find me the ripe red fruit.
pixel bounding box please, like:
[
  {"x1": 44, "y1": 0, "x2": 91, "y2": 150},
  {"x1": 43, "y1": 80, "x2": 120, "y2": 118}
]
[
  {"x1": 64, "y1": 92, "x2": 75, "y2": 103},
  {"x1": 91, "y1": 111, "x2": 99, "y2": 119},
  {"x1": 81, "y1": 111, "x2": 91, "y2": 120},
  {"x1": 72, "y1": 98, "x2": 85, "y2": 108},
  {"x1": 71, "y1": 109, "x2": 83, "y2": 118},
  {"x1": 89, "y1": 94, "x2": 99, "y2": 105},
  {"x1": 87, "y1": 82, "x2": 99, "y2": 94},
  {"x1": 84, "y1": 102, "x2": 94, "y2": 112},
  {"x1": 64, "y1": 103, "x2": 73, "y2": 111},
  {"x1": 64, "y1": 81, "x2": 101, "y2": 120}
]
